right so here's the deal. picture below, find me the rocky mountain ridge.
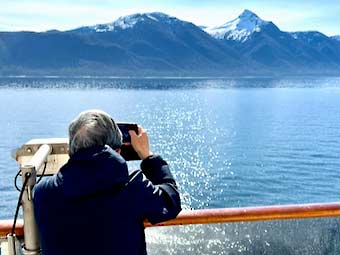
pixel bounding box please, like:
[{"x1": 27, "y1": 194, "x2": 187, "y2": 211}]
[{"x1": 0, "y1": 10, "x2": 339, "y2": 76}]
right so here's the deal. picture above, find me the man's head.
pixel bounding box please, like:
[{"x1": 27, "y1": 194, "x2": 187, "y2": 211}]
[{"x1": 68, "y1": 109, "x2": 122, "y2": 156}]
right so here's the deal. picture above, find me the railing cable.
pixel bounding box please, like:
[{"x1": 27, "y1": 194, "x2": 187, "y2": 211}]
[{"x1": 11, "y1": 172, "x2": 31, "y2": 236}]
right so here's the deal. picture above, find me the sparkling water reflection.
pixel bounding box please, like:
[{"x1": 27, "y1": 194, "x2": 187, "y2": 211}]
[{"x1": 1, "y1": 77, "x2": 340, "y2": 218}]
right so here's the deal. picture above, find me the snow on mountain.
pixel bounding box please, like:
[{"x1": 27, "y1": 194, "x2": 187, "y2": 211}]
[
  {"x1": 205, "y1": 9, "x2": 269, "y2": 42},
  {"x1": 332, "y1": 35, "x2": 340, "y2": 41},
  {"x1": 87, "y1": 12, "x2": 178, "y2": 32},
  {"x1": 290, "y1": 31, "x2": 328, "y2": 41},
  {"x1": 199, "y1": 25, "x2": 208, "y2": 30}
]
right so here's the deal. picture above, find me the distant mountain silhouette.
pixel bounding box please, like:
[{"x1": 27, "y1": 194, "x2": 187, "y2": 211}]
[{"x1": 0, "y1": 11, "x2": 340, "y2": 76}]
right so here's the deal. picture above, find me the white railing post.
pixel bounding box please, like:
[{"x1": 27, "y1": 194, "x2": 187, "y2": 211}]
[{"x1": 20, "y1": 144, "x2": 52, "y2": 255}]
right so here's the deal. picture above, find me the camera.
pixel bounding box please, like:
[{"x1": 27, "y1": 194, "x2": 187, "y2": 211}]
[{"x1": 117, "y1": 123, "x2": 140, "y2": 161}]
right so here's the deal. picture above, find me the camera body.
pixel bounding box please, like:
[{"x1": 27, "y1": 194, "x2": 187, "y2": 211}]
[{"x1": 117, "y1": 123, "x2": 140, "y2": 161}]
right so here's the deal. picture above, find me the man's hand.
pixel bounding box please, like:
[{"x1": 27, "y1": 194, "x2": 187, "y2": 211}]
[{"x1": 129, "y1": 126, "x2": 153, "y2": 160}]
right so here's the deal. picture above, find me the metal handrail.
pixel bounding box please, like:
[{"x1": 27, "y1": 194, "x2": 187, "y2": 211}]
[{"x1": 2, "y1": 202, "x2": 340, "y2": 237}]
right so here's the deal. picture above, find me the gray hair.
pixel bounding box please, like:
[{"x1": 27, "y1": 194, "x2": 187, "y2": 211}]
[{"x1": 68, "y1": 109, "x2": 122, "y2": 156}]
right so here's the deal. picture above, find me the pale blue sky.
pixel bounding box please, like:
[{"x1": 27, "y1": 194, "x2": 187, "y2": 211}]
[{"x1": 0, "y1": 0, "x2": 339, "y2": 36}]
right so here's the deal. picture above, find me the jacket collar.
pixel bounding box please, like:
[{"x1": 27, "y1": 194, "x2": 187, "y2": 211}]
[{"x1": 59, "y1": 145, "x2": 129, "y2": 199}]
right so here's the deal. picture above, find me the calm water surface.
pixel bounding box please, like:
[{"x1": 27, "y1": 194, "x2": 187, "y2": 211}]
[{"x1": 1, "y1": 76, "x2": 340, "y2": 218}]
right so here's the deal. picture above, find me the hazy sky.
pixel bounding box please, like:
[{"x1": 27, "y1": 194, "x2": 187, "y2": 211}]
[{"x1": 0, "y1": 0, "x2": 339, "y2": 36}]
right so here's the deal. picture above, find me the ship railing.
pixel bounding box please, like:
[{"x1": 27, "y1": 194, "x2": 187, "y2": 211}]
[
  {"x1": 2, "y1": 203, "x2": 340, "y2": 254},
  {"x1": 2, "y1": 202, "x2": 340, "y2": 237}
]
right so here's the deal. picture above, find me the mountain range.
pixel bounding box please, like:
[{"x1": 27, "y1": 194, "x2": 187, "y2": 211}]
[{"x1": 0, "y1": 10, "x2": 340, "y2": 76}]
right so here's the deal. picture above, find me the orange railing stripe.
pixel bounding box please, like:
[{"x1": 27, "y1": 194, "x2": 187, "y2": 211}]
[
  {"x1": 2, "y1": 202, "x2": 340, "y2": 237},
  {"x1": 145, "y1": 202, "x2": 340, "y2": 227},
  {"x1": 0, "y1": 219, "x2": 24, "y2": 237}
]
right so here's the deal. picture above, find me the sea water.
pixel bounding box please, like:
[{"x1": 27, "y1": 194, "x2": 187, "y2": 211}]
[{"x1": 1, "y1": 76, "x2": 340, "y2": 254}]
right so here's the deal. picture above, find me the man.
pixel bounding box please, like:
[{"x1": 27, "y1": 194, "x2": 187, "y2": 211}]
[{"x1": 33, "y1": 109, "x2": 181, "y2": 255}]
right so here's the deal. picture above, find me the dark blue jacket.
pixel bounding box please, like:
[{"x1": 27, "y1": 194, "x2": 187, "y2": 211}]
[{"x1": 33, "y1": 145, "x2": 181, "y2": 255}]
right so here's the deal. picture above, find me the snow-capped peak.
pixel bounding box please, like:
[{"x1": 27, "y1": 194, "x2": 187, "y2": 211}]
[
  {"x1": 88, "y1": 12, "x2": 178, "y2": 32},
  {"x1": 205, "y1": 9, "x2": 268, "y2": 42}
]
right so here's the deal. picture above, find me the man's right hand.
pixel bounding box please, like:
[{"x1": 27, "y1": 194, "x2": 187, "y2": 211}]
[{"x1": 129, "y1": 126, "x2": 153, "y2": 160}]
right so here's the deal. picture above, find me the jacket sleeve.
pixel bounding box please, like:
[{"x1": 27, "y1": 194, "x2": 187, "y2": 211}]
[{"x1": 139, "y1": 155, "x2": 181, "y2": 225}]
